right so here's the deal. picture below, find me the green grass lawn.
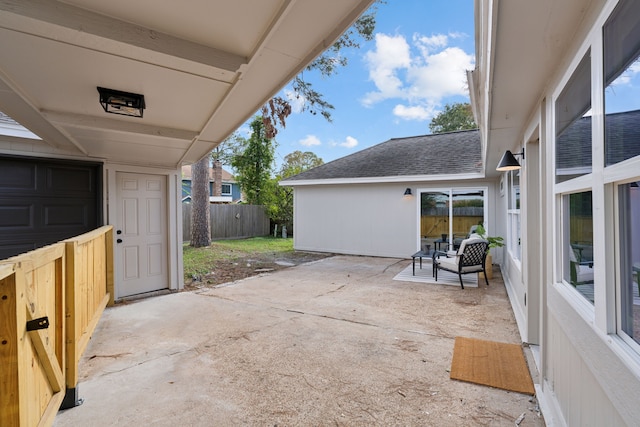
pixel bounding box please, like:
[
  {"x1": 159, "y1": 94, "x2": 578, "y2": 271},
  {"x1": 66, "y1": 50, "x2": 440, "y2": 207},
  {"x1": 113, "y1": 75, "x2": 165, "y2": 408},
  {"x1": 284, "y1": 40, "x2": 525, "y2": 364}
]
[{"x1": 183, "y1": 237, "x2": 294, "y2": 279}]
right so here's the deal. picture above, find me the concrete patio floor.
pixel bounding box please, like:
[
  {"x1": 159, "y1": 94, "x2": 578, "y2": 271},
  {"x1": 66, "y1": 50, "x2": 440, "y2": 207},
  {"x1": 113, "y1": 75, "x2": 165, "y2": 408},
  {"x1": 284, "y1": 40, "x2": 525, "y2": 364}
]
[{"x1": 54, "y1": 255, "x2": 544, "y2": 426}]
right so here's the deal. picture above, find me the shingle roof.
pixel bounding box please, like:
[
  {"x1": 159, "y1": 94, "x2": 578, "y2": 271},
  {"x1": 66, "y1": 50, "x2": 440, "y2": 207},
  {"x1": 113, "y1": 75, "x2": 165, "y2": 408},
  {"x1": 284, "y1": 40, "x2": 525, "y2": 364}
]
[
  {"x1": 556, "y1": 109, "x2": 640, "y2": 170},
  {"x1": 283, "y1": 129, "x2": 482, "y2": 182}
]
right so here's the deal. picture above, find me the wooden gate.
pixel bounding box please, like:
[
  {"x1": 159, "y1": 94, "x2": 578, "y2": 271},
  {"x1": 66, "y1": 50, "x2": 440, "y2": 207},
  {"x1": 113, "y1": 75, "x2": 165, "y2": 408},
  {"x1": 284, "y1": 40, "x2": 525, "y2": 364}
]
[
  {"x1": 0, "y1": 245, "x2": 66, "y2": 427},
  {"x1": 0, "y1": 226, "x2": 113, "y2": 427}
]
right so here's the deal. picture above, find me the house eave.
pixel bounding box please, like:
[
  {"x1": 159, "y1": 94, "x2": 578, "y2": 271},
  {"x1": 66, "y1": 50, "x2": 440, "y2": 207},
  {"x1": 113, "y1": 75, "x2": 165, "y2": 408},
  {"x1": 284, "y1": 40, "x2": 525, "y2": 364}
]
[{"x1": 280, "y1": 173, "x2": 485, "y2": 187}]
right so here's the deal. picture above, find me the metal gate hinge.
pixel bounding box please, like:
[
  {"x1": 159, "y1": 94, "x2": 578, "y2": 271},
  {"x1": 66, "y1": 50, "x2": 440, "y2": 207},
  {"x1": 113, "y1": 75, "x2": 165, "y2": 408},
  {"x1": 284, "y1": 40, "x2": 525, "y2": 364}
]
[{"x1": 26, "y1": 316, "x2": 49, "y2": 331}]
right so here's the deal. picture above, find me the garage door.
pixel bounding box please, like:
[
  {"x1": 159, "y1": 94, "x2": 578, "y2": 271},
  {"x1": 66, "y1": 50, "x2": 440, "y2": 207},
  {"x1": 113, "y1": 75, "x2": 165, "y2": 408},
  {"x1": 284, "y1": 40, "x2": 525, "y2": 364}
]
[{"x1": 0, "y1": 156, "x2": 101, "y2": 259}]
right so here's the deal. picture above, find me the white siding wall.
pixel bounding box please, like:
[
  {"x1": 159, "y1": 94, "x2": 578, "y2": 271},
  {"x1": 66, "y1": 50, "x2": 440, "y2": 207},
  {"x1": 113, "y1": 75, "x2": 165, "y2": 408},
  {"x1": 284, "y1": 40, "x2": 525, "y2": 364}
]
[
  {"x1": 293, "y1": 183, "x2": 417, "y2": 258},
  {"x1": 509, "y1": 1, "x2": 640, "y2": 424},
  {"x1": 546, "y1": 285, "x2": 639, "y2": 426}
]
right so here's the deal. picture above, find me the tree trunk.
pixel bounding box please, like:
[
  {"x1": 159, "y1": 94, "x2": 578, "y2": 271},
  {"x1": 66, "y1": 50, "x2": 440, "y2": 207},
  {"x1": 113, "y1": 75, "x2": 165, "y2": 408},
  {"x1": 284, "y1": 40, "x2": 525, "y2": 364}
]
[
  {"x1": 212, "y1": 160, "x2": 222, "y2": 197},
  {"x1": 190, "y1": 156, "x2": 211, "y2": 247}
]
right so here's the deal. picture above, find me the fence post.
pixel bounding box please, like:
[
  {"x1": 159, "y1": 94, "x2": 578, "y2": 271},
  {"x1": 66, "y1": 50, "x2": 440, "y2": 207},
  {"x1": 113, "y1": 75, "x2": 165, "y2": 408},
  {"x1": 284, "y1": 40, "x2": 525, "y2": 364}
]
[{"x1": 0, "y1": 264, "x2": 22, "y2": 426}]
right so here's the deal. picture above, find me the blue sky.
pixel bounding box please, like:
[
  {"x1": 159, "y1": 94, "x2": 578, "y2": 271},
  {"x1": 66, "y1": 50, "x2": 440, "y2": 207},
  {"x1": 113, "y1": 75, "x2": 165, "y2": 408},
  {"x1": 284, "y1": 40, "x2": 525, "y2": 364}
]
[{"x1": 243, "y1": 0, "x2": 476, "y2": 169}]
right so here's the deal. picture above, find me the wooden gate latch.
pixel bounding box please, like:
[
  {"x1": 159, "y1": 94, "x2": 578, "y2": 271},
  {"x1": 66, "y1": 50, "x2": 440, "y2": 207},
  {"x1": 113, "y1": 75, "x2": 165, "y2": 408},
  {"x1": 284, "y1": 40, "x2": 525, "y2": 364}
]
[{"x1": 26, "y1": 316, "x2": 49, "y2": 331}]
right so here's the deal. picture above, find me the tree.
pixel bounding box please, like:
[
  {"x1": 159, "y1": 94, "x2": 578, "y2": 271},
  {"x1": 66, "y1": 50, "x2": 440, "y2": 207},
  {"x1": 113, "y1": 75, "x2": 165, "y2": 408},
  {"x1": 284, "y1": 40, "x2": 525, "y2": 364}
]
[
  {"x1": 428, "y1": 102, "x2": 477, "y2": 134},
  {"x1": 261, "y1": 2, "x2": 380, "y2": 137},
  {"x1": 211, "y1": 131, "x2": 244, "y2": 165},
  {"x1": 189, "y1": 3, "x2": 380, "y2": 241},
  {"x1": 267, "y1": 151, "x2": 324, "y2": 229},
  {"x1": 209, "y1": 131, "x2": 244, "y2": 196},
  {"x1": 190, "y1": 156, "x2": 211, "y2": 247},
  {"x1": 280, "y1": 151, "x2": 324, "y2": 177},
  {"x1": 231, "y1": 117, "x2": 276, "y2": 205}
]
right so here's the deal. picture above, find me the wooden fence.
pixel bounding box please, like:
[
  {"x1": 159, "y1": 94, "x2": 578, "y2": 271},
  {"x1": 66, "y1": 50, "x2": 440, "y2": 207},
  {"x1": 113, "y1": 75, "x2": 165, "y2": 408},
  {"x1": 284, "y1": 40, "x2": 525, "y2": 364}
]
[
  {"x1": 0, "y1": 226, "x2": 113, "y2": 427},
  {"x1": 421, "y1": 218, "x2": 484, "y2": 239},
  {"x1": 182, "y1": 204, "x2": 270, "y2": 241}
]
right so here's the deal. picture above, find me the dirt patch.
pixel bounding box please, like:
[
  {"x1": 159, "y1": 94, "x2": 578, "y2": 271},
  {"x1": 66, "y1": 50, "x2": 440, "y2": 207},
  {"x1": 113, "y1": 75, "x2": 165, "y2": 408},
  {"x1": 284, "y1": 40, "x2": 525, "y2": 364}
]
[{"x1": 184, "y1": 251, "x2": 333, "y2": 291}]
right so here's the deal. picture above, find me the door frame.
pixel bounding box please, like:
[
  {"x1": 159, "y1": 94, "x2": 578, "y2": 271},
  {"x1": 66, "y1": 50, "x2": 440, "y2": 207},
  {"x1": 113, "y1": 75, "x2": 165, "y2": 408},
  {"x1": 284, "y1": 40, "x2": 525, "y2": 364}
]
[
  {"x1": 106, "y1": 164, "x2": 183, "y2": 300},
  {"x1": 416, "y1": 186, "x2": 489, "y2": 253},
  {"x1": 523, "y1": 137, "x2": 542, "y2": 344}
]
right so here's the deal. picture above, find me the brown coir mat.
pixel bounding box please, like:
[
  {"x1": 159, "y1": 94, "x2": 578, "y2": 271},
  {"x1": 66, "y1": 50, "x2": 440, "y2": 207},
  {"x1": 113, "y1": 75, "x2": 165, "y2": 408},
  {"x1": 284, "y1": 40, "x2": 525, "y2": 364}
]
[{"x1": 450, "y1": 337, "x2": 535, "y2": 395}]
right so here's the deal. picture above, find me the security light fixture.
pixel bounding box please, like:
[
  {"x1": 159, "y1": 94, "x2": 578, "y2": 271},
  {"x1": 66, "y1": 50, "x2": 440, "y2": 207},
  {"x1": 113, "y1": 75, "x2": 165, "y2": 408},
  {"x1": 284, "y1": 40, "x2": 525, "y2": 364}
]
[
  {"x1": 97, "y1": 87, "x2": 145, "y2": 118},
  {"x1": 404, "y1": 188, "x2": 412, "y2": 197},
  {"x1": 496, "y1": 148, "x2": 525, "y2": 171}
]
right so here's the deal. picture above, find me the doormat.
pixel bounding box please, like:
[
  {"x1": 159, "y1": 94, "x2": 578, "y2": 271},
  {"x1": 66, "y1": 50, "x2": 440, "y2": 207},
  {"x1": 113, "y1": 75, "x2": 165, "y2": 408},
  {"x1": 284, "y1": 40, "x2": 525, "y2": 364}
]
[{"x1": 450, "y1": 337, "x2": 535, "y2": 395}]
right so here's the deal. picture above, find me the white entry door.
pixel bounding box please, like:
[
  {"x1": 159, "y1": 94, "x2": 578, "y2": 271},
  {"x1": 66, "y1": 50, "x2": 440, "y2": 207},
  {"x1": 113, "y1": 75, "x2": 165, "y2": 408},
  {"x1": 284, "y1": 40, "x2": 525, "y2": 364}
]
[{"x1": 116, "y1": 172, "x2": 168, "y2": 298}]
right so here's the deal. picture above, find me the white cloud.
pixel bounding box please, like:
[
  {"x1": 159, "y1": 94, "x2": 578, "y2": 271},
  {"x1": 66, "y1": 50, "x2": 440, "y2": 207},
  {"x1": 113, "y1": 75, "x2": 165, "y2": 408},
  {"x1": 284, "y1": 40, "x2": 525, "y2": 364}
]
[
  {"x1": 611, "y1": 58, "x2": 640, "y2": 86},
  {"x1": 413, "y1": 34, "x2": 448, "y2": 56},
  {"x1": 361, "y1": 31, "x2": 475, "y2": 122},
  {"x1": 285, "y1": 89, "x2": 306, "y2": 113},
  {"x1": 339, "y1": 136, "x2": 358, "y2": 148},
  {"x1": 299, "y1": 135, "x2": 321, "y2": 147},
  {"x1": 361, "y1": 34, "x2": 411, "y2": 107},
  {"x1": 393, "y1": 104, "x2": 433, "y2": 121},
  {"x1": 408, "y1": 47, "x2": 473, "y2": 99}
]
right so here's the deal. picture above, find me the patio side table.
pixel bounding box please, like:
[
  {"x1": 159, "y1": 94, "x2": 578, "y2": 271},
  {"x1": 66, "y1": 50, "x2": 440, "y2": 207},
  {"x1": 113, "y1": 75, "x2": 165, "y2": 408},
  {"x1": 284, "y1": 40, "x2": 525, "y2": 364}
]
[{"x1": 411, "y1": 251, "x2": 429, "y2": 275}]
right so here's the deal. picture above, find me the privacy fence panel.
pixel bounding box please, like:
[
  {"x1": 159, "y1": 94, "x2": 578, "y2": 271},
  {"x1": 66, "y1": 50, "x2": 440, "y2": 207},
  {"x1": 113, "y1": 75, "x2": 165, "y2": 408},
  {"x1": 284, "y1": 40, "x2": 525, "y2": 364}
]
[
  {"x1": 0, "y1": 244, "x2": 66, "y2": 427},
  {"x1": 420, "y1": 207, "x2": 484, "y2": 238},
  {"x1": 182, "y1": 204, "x2": 270, "y2": 241},
  {"x1": 0, "y1": 226, "x2": 113, "y2": 427}
]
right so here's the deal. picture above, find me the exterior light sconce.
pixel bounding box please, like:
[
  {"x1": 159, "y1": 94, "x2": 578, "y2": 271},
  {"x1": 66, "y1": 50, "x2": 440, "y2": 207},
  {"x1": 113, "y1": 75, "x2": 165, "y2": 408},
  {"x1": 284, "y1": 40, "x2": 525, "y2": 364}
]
[
  {"x1": 97, "y1": 87, "x2": 146, "y2": 118},
  {"x1": 496, "y1": 148, "x2": 525, "y2": 171},
  {"x1": 403, "y1": 188, "x2": 413, "y2": 197}
]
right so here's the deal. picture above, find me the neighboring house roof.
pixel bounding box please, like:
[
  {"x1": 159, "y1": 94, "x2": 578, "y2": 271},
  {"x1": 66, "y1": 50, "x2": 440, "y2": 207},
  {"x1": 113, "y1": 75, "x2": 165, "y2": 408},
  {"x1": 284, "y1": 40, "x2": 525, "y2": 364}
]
[
  {"x1": 556, "y1": 109, "x2": 640, "y2": 172},
  {"x1": 605, "y1": 110, "x2": 640, "y2": 163},
  {"x1": 0, "y1": 112, "x2": 17, "y2": 126},
  {"x1": 0, "y1": 112, "x2": 40, "y2": 140},
  {"x1": 181, "y1": 165, "x2": 235, "y2": 183},
  {"x1": 282, "y1": 130, "x2": 482, "y2": 184}
]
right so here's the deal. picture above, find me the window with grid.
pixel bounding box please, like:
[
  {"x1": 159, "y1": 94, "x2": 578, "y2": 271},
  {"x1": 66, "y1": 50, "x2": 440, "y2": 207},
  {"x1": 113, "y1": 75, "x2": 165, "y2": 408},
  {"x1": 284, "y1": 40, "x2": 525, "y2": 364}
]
[{"x1": 604, "y1": 0, "x2": 640, "y2": 348}]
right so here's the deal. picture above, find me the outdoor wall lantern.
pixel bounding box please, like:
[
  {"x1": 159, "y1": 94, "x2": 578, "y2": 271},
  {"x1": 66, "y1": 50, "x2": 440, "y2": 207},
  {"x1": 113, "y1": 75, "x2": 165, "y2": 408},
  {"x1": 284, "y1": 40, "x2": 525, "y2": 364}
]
[
  {"x1": 496, "y1": 148, "x2": 525, "y2": 171},
  {"x1": 404, "y1": 188, "x2": 413, "y2": 197},
  {"x1": 97, "y1": 87, "x2": 146, "y2": 118}
]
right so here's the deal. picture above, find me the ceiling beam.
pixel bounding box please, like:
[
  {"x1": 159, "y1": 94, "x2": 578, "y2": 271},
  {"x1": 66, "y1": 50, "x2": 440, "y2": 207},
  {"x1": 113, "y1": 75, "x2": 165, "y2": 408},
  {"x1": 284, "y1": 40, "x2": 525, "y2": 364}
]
[
  {"x1": 41, "y1": 110, "x2": 199, "y2": 142},
  {"x1": 0, "y1": 72, "x2": 87, "y2": 153},
  {"x1": 0, "y1": 0, "x2": 247, "y2": 80}
]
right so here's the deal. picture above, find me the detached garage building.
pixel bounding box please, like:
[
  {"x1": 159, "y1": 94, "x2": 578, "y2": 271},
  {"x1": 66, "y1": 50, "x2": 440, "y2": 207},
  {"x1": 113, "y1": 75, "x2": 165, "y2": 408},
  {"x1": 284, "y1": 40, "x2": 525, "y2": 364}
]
[{"x1": 280, "y1": 130, "x2": 501, "y2": 259}]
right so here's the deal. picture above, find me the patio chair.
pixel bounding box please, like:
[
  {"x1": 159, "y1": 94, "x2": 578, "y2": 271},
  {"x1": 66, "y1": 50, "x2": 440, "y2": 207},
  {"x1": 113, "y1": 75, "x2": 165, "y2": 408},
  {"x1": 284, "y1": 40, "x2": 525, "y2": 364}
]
[
  {"x1": 433, "y1": 238, "x2": 489, "y2": 289},
  {"x1": 569, "y1": 244, "x2": 593, "y2": 286}
]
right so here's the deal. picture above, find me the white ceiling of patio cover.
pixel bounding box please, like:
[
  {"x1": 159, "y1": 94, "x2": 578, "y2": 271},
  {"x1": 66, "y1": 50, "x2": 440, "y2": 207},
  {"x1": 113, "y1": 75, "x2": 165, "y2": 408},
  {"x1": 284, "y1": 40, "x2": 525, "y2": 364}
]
[{"x1": 0, "y1": 0, "x2": 373, "y2": 167}]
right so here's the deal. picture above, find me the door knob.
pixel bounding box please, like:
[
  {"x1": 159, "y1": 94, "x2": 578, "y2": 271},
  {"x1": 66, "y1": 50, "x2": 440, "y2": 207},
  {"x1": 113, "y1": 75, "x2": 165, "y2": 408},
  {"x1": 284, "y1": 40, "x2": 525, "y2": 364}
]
[{"x1": 117, "y1": 239, "x2": 123, "y2": 244}]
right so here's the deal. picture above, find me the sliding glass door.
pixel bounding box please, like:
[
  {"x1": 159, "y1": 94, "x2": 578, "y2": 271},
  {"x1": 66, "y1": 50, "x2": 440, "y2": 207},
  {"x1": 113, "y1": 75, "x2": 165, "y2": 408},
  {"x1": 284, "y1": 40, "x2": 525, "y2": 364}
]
[{"x1": 420, "y1": 188, "x2": 486, "y2": 254}]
